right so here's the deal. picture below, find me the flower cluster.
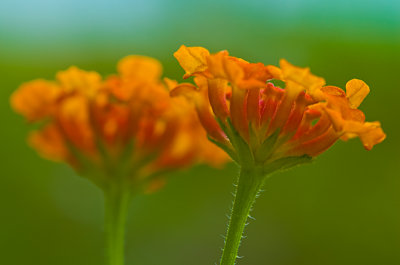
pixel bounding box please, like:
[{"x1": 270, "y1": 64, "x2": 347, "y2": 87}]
[
  {"x1": 171, "y1": 46, "x2": 385, "y2": 169},
  {"x1": 11, "y1": 55, "x2": 228, "y2": 191}
]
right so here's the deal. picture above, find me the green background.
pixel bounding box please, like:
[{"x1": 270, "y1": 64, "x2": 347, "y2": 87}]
[{"x1": 1, "y1": 0, "x2": 399, "y2": 264}]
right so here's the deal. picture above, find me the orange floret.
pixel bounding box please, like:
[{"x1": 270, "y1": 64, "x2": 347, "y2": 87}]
[
  {"x1": 11, "y1": 55, "x2": 228, "y2": 191},
  {"x1": 171, "y1": 45, "x2": 385, "y2": 166}
]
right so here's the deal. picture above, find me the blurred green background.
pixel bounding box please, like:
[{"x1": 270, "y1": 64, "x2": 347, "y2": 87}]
[{"x1": 1, "y1": 0, "x2": 399, "y2": 264}]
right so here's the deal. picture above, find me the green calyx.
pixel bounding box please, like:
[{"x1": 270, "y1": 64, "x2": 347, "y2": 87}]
[
  {"x1": 67, "y1": 137, "x2": 166, "y2": 194},
  {"x1": 210, "y1": 117, "x2": 313, "y2": 178}
]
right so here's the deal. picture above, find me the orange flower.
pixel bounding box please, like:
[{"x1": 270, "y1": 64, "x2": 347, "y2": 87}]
[
  {"x1": 11, "y1": 55, "x2": 228, "y2": 191},
  {"x1": 171, "y1": 45, "x2": 385, "y2": 168}
]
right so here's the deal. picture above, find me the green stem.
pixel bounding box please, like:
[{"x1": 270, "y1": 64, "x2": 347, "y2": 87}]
[
  {"x1": 104, "y1": 181, "x2": 131, "y2": 265},
  {"x1": 219, "y1": 167, "x2": 264, "y2": 265}
]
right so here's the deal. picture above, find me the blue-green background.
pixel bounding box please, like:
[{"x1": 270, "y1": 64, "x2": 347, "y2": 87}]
[{"x1": 1, "y1": 0, "x2": 399, "y2": 264}]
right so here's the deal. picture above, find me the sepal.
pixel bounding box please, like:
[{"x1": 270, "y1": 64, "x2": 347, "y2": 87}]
[
  {"x1": 225, "y1": 118, "x2": 254, "y2": 166},
  {"x1": 263, "y1": 155, "x2": 313, "y2": 176},
  {"x1": 254, "y1": 129, "x2": 280, "y2": 163},
  {"x1": 207, "y1": 135, "x2": 239, "y2": 163}
]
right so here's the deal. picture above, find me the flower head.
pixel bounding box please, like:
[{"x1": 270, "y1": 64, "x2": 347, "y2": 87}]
[
  {"x1": 171, "y1": 45, "x2": 385, "y2": 172},
  {"x1": 11, "y1": 55, "x2": 228, "y2": 191}
]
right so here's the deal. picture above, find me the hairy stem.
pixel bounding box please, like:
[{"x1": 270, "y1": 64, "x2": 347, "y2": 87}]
[
  {"x1": 104, "y1": 181, "x2": 131, "y2": 265},
  {"x1": 219, "y1": 167, "x2": 264, "y2": 265}
]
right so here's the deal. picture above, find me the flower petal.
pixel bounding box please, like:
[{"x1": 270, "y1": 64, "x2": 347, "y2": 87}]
[
  {"x1": 10, "y1": 79, "x2": 61, "y2": 121},
  {"x1": 118, "y1": 55, "x2": 162, "y2": 82},
  {"x1": 207, "y1": 51, "x2": 244, "y2": 84},
  {"x1": 56, "y1": 66, "x2": 102, "y2": 96},
  {"x1": 174, "y1": 45, "x2": 210, "y2": 78},
  {"x1": 341, "y1": 121, "x2": 386, "y2": 150},
  {"x1": 279, "y1": 59, "x2": 326, "y2": 94},
  {"x1": 28, "y1": 124, "x2": 69, "y2": 161},
  {"x1": 207, "y1": 78, "x2": 230, "y2": 120},
  {"x1": 346, "y1": 79, "x2": 370, "y2": 108}
]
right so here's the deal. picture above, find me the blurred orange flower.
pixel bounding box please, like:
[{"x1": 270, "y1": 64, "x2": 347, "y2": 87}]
[
  {"x1": 171, "y1": 45, "x2": 385, "y2": 166},
  {"x1": 11, "y1": 55, "x2": 228, "y2": 191}
]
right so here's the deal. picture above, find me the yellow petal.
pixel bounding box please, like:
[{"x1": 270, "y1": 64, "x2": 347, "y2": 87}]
[
  {"x1": 56, "y1": 66, "x2": 102, "y2": 96},
  {"x1": 170, "y1": 83, "x2": 199, "y2": 102},
  {"x1": 207, "y1": 51, "x2": 244, "y2": 83},
  {"x1": 163, "y1": 78, "x2": 178, "y2": 91},
  {"x1": 345, "y1": 79, "x2": 370, "y2": 108},
  {"x1": 323, "y1": 107, "x2": 345, "y2": 131},
  {"x1": 118, "y1": 55, "x2": 162, "y2": 82},
  {"x1": 10, "y1": 79, "x2": 60, "y2": 121},
  {"x1": 266, "y1": 65, "x2": 283, "y2": 80},
  {"x1": 279, "y1": 59, "x2": 325, "y2": 94},
  {"x1": 59, "y1": 95, "x2": 89, "y2": 122},
  {"x1": 358, "y1": 122, "x2": 386, "y2": 150},
  {"x1": 342, "y1": 121, "x2": 386, "y2": 150},
  {"x1": 174, "y1": 45, "x2": 210, "y2": 78}
]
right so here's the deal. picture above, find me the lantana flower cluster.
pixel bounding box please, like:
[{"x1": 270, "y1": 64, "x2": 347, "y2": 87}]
[
  {"x1": 11, "y1": 55, "x2": 227, "y2": 191},
  {"x1": 171, "y1": 46, "x2": 385, "y2": 168}
]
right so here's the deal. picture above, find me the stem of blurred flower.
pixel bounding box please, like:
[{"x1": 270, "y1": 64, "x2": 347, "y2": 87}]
[
  {"x1": 104, "y1": 180, "x2": 131, "y2": 265},
  {"x1": 219, "y1": 166, "x2": 264, "y2": 265}
]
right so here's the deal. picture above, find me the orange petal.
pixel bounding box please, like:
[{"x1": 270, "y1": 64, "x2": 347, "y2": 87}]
[
  {"x1": 56, "y1": 66, "x2": 102, "y2": 96},
  {"x1": 279, "y1": 59, "x2": 325, "y2": 94},
  {"x1": 197, "y1": 101, "x2": 228, "y2": 144},
  {"x1": 170, "y1": 83, "x2": 199, "y2": 102},
  {"x1": 299, "y1": 115, "x2": 332, "y2": 143},
  {"x1": 28, "y1": 124, "x2": 69, "y2": 161},
  {"x1": 281, "y1": 92, "x2": 309, "y2": 136},
  {"x1": 260, "y1": 83, "x2": 284, "y2": 131},
  {"x1": 247, "y1": 88, "x2": 261, "y2": 127},
  {"x1": 290, "y1": 127, "x2": 340, "y2": 157},
  {"x1": 163, "y1": 78, "x2": 179, "y2": 91},
  {"x1": 320, "y1": 85, "x2": 346, "y2": 97},
  {"x1": 174, "y1": 45, "x2": 210, "y2": 78},
  {"x1": 268, "y1": 80, "x2": 304, "y2": 133},
  {"x1": 241, "y1": 62, "x2": 272, "y2": 83},
  {"x1": 345, "y1": 79, "x2": 370, "y2": 108},
  {"x1": 358, "y1": 122, "x2": 386, "y2": 150},
  {"x1": 10, "y1": 80, "x2": 61, "y2": 121},
  {"x1": 57, "y1": 95, "x2": 95, "y2": 153},
  {"x1": 207, "y1": 78, "x2": 230, "y2": 120},
  {"x1": 92, "y1": 102, "x2": 131, "y2": 146},
  {"x1": 207, "y1": 52, "x2": 244, "y2": 84},
  {"x1": 266, "y1": 65, "x2": 283, "y2": 80},
  {"x1": 118, "y1": 55, "x2": 162, "y2": 82},
  {"x1": 230, "y1": 86, "x2": 249, "y2": 140},
  {"x1": 323, "y1": 107, "x2": 346, "y2": 131},
  {"x1": 170, "y1": 80, "x2": 227, "y2": 143},
  {"x1": 292, "y1": 108, "x2": 322, "y2": 140},
  {"x1": 342, "y1": 121, "x2": 386, "y2": 150}
]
